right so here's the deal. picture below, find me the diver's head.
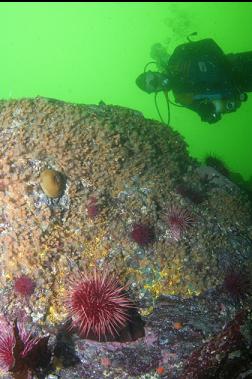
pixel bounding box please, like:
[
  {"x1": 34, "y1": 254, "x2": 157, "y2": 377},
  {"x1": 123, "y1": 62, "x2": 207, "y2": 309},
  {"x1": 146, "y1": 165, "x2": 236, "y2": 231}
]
[
  {"x1": 193, "y1": 96, "x2": 244, "y2": 123},
  {"x1": 136, "y1": 71, "x2": 170, "y2": 94},
  {"x1": 194, "y1": 101, "x2": 231, "y2": 124},
  {"x1": 196, "y1": 101, "x2": 222, "y2": 123}
]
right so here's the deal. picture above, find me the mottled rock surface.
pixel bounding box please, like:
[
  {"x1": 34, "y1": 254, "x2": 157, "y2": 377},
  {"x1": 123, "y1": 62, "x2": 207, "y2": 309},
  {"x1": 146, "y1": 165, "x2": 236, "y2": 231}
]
[{"x1": 0, "y1": 98, "x2": 251, "y2": 378}]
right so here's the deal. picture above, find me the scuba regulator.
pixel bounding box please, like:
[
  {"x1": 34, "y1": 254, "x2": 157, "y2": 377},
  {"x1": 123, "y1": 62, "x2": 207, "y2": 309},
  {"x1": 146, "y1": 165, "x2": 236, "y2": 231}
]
[{"x1": 136, "y1": 36, "x2": 252, "y2": 124}]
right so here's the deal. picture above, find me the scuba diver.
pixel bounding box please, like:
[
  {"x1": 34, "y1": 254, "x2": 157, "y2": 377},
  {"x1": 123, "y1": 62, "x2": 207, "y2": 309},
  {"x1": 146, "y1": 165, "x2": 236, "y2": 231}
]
[{"x1": 136, "y1": 34, "x2": 252, "y2": 124}]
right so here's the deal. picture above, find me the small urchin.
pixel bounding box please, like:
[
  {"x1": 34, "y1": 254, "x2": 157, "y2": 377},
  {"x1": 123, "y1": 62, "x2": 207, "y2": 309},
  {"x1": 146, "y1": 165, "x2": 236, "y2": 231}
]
[
  {"x1": 14, "y1": 275, "x2": 35, "y2": 297},
  {"x1": 130, "y1": 223, "x2": 155, "y2": 246},
  {"x1": 164, "y1": 205, "x2": 195, "y2": 241},
  {"x1": 66, "y1": 270, "x2": 134, "y2": 340},
  {"x1": 223, "y1": 270, "x2": 252, "y2": 302}
]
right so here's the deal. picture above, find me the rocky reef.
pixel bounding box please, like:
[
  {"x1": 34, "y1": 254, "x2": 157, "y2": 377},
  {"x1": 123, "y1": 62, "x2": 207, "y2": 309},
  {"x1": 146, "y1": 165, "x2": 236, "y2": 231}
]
[{"x1": 0, "y1": 98, "x2": 251, "y2": 378}]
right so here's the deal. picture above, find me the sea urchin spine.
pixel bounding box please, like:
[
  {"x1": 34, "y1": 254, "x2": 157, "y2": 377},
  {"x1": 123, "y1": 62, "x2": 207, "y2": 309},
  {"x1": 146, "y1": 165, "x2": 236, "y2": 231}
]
[
  {"x1": 0, "y1": 319, "x2": 50, "y2": 375},
  {"x1": 67, "y1": 270, "x2": 134, "y2": 340},
  {"x1": 165, "y1": 205, "x2": 195, "y2": 241}
]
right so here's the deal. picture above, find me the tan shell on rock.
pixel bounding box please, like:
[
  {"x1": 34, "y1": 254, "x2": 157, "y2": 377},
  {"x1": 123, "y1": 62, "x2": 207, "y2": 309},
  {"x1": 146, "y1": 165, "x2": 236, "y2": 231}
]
[{"x1": 40, "y1": 169, "x2": 65, "y2": 198}]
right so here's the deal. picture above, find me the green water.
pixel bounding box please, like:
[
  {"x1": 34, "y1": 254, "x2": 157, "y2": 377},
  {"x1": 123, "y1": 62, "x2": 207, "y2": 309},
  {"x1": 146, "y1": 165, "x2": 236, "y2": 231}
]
[{"x1": 0, "y1": 2, "x2": 252, "y2": 182}]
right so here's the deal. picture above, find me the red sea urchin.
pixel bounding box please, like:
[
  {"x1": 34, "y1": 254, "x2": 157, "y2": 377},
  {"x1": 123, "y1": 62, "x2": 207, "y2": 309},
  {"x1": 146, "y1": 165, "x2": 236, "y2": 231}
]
[
  {"x1": 0, "y1": 319, "x2": 50, "y2": 376},
  {"x1": 176, "y1": 184, "x2": 205, "y2": 204},
  {"x1": 165, "y1": 205, "x2": 195, "y2": 241},
  {"x1": 0, "y1": 329, "x2": 14, "y2": 371},
  {"x1": 14, "y1": 275, "x2": 36, "y2": 297},
  {"x1": 67, "y1": 270, "x2": 134, "y2": 340},
  {"x1": 223, "y1": 270, "x2": 252, "y2": 302},
  {"x1": 130, "y1": 223, "x2": 155, "y2": 246}
]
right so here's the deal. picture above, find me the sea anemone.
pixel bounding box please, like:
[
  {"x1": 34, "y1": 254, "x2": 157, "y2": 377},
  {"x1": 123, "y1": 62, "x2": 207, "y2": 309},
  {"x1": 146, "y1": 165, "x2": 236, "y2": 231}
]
[
  {"x1": 14, "y1": 275, "x2": 36, "y2": 297},
  {"x1": 40, "y1": 168, "x2": 66, "y2": 198},
  {"x1": 130, "y1": 223, "x2": 155, "y2": 246},
  {"x1": 165, "y1": 205, "x2": 195, "y2": 241},
  {"x1": 66, "y1": 270, "x2": 134, "y2": 340}
]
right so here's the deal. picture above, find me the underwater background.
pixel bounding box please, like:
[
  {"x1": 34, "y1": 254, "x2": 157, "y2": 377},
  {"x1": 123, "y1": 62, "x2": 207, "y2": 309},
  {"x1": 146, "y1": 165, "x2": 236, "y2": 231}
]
[
  {"x1": 0, "y1": 3, "x2": 252, "y2": 379},
  {"x1": 0, "y1": 2, "x2": 252, "y2": 182}
]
